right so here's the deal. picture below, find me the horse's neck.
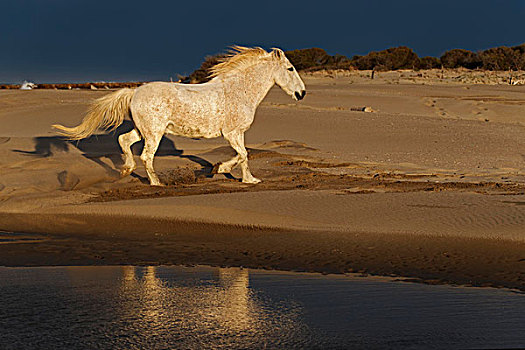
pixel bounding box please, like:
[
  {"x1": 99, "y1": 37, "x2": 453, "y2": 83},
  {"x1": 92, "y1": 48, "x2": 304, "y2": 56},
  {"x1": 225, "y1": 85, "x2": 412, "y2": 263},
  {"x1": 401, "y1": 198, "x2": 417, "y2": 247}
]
[{"x1": 223, "y1": 63, "x2": 275, "y2": 110}]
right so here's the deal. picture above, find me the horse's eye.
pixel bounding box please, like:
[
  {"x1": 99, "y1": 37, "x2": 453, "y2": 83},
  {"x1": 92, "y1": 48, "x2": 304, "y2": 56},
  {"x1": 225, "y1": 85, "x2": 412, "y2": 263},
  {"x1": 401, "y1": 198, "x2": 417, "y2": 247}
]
[{"x1": 287, "y1": 67, "x2": 294, "y2": 71}]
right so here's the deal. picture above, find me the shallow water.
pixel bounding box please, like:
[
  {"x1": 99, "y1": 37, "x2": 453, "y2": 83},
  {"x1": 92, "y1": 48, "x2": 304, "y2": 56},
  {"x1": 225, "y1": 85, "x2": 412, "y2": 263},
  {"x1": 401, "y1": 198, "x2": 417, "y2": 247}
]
[{"x1": 0, "y1": 266, "x2": 523, "y2": 349}]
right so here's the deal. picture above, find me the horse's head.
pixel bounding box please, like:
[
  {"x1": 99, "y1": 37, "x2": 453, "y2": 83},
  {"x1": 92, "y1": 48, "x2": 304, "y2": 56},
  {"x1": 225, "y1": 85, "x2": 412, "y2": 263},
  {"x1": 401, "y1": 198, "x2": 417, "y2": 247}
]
[{"x1": 271, "y1": 48, "x2": 306, "y2": 101}]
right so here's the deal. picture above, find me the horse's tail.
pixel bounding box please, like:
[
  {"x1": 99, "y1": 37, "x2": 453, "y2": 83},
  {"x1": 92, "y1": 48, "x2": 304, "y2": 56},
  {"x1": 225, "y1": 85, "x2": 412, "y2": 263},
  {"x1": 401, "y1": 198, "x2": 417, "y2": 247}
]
[{"x1": 52, "y1": 88, "x2": 135, "y2": 140}]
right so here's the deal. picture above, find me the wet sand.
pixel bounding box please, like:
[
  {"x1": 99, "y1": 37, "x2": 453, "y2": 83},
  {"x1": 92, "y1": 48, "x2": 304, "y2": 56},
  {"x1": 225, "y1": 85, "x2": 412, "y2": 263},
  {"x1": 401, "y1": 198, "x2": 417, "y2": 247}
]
[{"x1": 1, "y1": 74, "x2": 525, "y2": 290}]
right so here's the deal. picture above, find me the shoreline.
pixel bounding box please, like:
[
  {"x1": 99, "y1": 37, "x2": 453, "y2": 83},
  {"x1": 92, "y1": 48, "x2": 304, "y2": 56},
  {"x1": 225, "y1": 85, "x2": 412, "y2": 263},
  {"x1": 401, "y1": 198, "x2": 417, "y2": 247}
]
[
  {"x1": 0, "y1": 264, "x2": 522, "y2": 295},
  {"x1": 1, "y1": 211, "x2": 524, "y2": 291}
]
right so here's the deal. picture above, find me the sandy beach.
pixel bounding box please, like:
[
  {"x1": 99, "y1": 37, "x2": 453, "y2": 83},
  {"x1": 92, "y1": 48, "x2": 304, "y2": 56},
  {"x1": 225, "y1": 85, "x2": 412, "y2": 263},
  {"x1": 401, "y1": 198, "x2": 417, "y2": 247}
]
[{"x1": 1, "y1": 73, "x2": 525, "y2": 290}]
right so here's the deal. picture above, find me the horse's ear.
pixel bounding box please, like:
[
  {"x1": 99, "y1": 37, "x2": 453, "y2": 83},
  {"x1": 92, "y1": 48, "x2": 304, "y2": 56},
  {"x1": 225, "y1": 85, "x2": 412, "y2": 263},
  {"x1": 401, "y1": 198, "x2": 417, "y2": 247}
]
[{"x1": 272, "y1": 48, "x2": 284, "y2": 60}]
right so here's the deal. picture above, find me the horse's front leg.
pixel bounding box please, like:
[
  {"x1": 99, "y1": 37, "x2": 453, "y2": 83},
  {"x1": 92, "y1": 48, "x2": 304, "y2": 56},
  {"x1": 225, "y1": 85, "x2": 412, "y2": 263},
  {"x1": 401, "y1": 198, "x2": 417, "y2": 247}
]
[{"x1": 222, "y1": 131, "x2": 261, "y2": 184}]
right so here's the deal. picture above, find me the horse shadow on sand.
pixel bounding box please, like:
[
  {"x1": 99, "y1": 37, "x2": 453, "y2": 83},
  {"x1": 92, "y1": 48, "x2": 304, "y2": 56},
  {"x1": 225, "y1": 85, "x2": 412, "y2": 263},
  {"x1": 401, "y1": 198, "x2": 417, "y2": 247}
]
[{"x1": 13, "y1": 120, "x2": 235, "y2": 184}]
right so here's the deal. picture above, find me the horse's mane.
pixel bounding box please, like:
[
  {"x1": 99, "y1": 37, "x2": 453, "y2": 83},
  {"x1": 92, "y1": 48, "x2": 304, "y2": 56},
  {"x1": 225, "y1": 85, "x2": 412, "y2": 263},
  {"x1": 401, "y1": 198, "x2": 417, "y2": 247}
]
[{"x1": 209, "y1": 46, "x2": 269, "y2": 78}]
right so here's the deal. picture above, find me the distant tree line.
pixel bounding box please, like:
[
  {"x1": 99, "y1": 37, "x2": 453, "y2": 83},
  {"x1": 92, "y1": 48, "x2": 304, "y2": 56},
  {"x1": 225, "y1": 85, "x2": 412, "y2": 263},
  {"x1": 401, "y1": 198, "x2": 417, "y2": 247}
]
[
  {"x1": 184, "y1": 44, "x2": 525, "y2": 83},
  {"x1": 287, "y1": 44, "x2": 525, "y2": 72}
]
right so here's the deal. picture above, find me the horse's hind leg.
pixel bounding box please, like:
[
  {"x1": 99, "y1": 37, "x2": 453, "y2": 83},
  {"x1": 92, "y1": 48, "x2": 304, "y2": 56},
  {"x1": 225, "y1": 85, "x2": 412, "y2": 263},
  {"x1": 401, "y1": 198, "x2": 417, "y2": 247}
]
[
  {"x1": 217, "y1": 154, "x2": 240, "y2": 174},
  {"x1": 223, "y1": 131, "x2": 261, "y2": 184},
  {"x1": 140, "y1": 133, "x2": 163, "y2": 186},
  {"x1": 118, "y1": 129, "x2": 141, "y2": 177}
]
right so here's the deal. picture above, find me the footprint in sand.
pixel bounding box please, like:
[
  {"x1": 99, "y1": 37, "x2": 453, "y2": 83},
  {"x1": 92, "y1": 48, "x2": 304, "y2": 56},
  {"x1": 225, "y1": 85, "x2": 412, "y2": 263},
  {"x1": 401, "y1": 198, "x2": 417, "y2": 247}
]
[
  {"x1": 424, "y1": 98, "x2": 446, "y2": 117},
  {"x1": 0, "y1": 137, "x2": 10, "y2": 145},
  {"x1": 423, "y1": 98, "x2": 437, "y2": 107},
  {"x1": 434, "y1": 105, "x2": 451, "y2": 118}
]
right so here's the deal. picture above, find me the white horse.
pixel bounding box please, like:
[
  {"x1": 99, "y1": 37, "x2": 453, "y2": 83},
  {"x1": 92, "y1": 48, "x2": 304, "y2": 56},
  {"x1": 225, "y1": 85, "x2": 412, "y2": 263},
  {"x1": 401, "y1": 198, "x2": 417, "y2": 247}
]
[{"x1": 53, "y1": 46, "x2": 306, "y2": 186}]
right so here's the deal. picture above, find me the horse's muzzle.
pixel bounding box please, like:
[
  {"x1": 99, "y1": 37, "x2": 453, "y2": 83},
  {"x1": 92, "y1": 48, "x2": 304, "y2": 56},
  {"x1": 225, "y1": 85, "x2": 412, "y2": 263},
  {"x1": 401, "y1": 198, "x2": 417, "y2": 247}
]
[{"x1": 294, "y1": 90, "x2": 306, "y2": 100}]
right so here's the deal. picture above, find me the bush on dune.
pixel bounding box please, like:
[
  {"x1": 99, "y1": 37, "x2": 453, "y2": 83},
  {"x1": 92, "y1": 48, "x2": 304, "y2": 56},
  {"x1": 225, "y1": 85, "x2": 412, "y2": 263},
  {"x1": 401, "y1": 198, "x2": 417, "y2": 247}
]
[
  {"x1": 478, "y1": 46, "x2": 523, "y2": 70},
  {"x1": 440, "y1": 49, "x2": 482, "y2": 69},
  {"x1": 351, "y1": 46, "x2": 420, "y2": 71},
  {"x1": 418, "y1": 56, "x2": 441, "y2": 69},
  {"x1": 440, "y1": 45, "x2": 525, "y2": 71},
  {"x1": 285, "y1": 48, "x2": 353, "y2": 71},
  {"x1": 285, "y1": 48, "x2": 332, "y2": 70}
]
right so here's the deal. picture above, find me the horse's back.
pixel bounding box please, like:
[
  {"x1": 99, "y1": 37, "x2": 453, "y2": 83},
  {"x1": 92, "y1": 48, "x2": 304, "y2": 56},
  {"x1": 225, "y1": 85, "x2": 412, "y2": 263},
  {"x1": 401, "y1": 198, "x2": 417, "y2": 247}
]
[
  {"x1": 132, "y1": 81, "x2": 223, "y2": 111},
  {"x1": 130, "y1": 81, "x2": 225, "y2": 138}
]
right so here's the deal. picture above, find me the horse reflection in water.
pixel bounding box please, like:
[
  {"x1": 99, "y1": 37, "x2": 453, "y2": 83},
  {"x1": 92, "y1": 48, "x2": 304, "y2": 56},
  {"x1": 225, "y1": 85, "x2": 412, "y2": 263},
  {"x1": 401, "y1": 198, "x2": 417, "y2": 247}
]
[{"x1": 116, "y1": 266, "x2": 309, "y2": 347}]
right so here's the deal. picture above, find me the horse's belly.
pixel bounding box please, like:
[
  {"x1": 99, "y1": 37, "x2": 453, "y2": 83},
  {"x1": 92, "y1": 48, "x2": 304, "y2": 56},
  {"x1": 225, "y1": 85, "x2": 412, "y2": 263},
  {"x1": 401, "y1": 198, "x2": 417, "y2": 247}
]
[{"x1": 165, "y1": 122, "x2": 221, "y2": 139}]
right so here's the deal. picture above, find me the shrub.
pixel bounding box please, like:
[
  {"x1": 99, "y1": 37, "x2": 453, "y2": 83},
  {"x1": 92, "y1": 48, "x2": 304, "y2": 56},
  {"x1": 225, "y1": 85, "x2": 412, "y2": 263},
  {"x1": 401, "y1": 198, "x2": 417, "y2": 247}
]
[
  {"x1": 440, "y1": 49, "x2": 481, "y2": 69},
  {"x1": 284, "y1": 48, "x2": 333, "y2": 70},
  {"x1": 418, "y1": 56, "x2": 441, "y2": 69},
  {"x1": 351, "y1": 46, "x2": 420, "y2": 71},
  {"x1": 479, "y1": 46, "x2": 522, "y2": 70},
  {"x1": 510, "y1": 44, "x2": 525, "y2": 70},
  {"x1": 324, "y1": 54, "x2": 354, "y2": 70}
]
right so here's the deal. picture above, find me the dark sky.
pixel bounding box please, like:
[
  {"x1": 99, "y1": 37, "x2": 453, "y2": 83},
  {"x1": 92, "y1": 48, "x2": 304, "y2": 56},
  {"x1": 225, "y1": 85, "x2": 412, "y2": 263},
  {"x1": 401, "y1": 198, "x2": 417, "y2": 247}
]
[{"x1": 1, "y1": 0, "x2": 524, "y2": 83}]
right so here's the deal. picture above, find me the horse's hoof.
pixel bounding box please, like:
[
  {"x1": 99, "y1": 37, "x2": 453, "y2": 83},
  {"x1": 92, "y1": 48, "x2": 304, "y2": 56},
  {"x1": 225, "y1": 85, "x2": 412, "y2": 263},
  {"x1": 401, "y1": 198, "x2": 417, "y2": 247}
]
[
  {"x1": 120, "y1": 168, "x2": 133, "y2": 177},
  {"x1": 242, "y1": 177, "x2": 261, "y2": 184}
]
